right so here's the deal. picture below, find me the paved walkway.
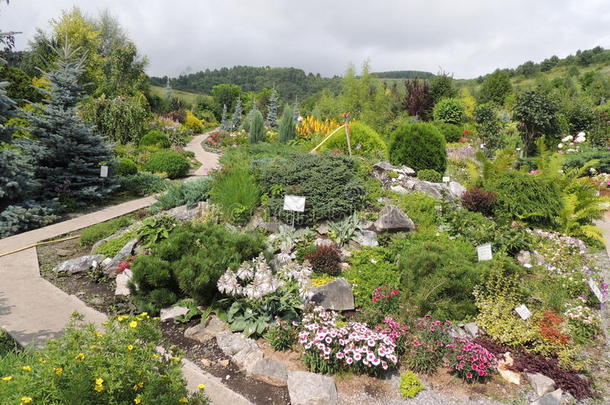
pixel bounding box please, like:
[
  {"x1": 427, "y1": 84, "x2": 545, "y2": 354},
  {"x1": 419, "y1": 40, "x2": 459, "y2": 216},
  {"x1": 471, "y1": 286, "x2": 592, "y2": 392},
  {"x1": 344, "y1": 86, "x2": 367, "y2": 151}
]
[{"x1": 0, "y1": 133, "x2": 251, "y2": 405}]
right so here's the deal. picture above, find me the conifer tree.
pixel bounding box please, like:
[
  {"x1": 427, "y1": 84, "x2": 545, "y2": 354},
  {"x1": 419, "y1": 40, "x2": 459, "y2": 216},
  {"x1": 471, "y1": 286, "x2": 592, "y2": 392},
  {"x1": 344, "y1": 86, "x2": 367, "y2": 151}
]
[
  {"x1": 230, "y1": 97, "x2": 242, "y2": 131},
  {"x1": 278, "y1": 104, "x2": 296, "y2": 143},
  {"x1": 293, "y1": 97, "x2": 301, "y2": 123},
  {"x1": 18, "y1": 41, "x2": 117, "y2": 205},
  {"x1": 248, "y1": 102, "x2": 265, "y2": 144},
  {"x1": 265, "y1": 89, "x2": 279, "y2": 129},
  {"x1": 219, "y1": 103, "x2": 230, "y2": 130}
]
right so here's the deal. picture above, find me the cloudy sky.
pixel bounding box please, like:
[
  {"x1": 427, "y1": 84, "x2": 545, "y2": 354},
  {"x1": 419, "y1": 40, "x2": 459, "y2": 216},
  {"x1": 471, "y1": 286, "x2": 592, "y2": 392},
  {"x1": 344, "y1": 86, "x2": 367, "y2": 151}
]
[{"x1": 2, "y1": 0, "x2": 609, "y2": 79}]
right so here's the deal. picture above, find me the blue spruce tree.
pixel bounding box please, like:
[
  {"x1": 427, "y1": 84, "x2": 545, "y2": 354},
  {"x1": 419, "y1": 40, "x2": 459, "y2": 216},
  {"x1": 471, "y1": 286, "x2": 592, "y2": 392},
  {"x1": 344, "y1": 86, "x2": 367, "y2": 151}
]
[
  {"x1": 265, "y1": 89, "x2": 279, "y2": 129},
  {"x1": 220, "y1": 103, "x2": 230, "y2": 130},
  {"x1": 230, "y1": 97, "x2": 242, "y2": 131},
  {"x1": 18, "y1": 41, "x2": 117, "y2": 205}
]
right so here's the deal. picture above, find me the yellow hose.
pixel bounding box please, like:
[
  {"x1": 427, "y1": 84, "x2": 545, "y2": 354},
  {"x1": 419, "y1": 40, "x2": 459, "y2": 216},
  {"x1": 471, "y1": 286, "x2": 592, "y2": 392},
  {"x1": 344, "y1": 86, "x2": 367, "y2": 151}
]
[
  {"x1": 310, "y1": 125, "x2": 346, "y2": 153},
  {"x1": 0, "y1": 235, "x2": 81, "y2": 257}
]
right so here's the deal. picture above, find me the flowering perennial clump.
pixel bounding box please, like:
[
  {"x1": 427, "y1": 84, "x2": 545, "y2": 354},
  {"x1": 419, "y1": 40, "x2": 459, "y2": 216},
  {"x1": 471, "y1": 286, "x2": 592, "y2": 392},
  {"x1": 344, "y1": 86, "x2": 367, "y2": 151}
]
[
  {"x1": 448, "y1": 338, "x2": 497, "y2": 383},
  {"x1": 403, "y1": 316, "x2": 455, "y2": 375},
  {"x1": 558, "y1": 132, "x2": 586, "y2": 153},
  {"x1": 217, "y1": 254, "x2": 313, "y2": 300},
  {"x1": 299, "y1": 306, "x2": 398, "y2": 375}
]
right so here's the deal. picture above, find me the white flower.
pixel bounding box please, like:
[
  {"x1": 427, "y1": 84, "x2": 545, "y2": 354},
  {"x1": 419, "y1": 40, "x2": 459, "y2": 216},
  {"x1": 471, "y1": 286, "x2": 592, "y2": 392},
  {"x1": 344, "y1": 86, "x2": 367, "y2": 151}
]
[
  {"x1": 558, "y1": 143, "x2": 564, "y2": 149},
  {"x1": 561, "y1": 135, "x2": 572, "y2": 142}
]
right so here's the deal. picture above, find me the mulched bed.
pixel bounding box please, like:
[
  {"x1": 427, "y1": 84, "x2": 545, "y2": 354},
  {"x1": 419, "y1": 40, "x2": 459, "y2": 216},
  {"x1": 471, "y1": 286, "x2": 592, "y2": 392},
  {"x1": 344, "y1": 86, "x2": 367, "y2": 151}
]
[{"x1": 38, "y1": 238, "x2": 290, "y2": 405}]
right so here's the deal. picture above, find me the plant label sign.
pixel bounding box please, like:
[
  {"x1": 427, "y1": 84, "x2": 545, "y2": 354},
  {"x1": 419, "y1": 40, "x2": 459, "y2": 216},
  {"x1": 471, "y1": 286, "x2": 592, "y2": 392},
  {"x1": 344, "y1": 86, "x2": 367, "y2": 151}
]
[
  {"x1": 514, "y1": 304, "x2": 532, "y2": 320},
  {"x1": 588, "y1": 279, "x2": 605, "y2": 303},
  {"x1": 476, "y1": 243, "x2": 492, "y2": 261},
  {"x1": 283, "y1": 195, "x2": 306, "y2": 212},
  {"x1": 100, "y1": 165, "x2": 109, "y2": 178},
  {"x1": 442, "y1": 176, "x2": 450, "y2": 183}
]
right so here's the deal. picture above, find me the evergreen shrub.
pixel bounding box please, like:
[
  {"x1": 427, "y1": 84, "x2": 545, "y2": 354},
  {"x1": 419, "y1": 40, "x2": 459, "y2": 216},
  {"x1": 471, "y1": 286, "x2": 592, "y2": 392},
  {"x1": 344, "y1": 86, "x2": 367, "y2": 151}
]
[
  {"x1": 389, "y1": 123, "x2": 447, "y2": 173},
  {"x1": 417, "y1": 169, "x2": 442, "y2": 183},
  {"x1": 118, "y1": 172, "x2": 170, "y2": 196},
  {"x1": 139, "y1": 129, "x2": 171, "y2": 148},
  {"x1": 116, "y1": 157, "x2": 138, "y2": 176},
  {"x1": 322, "y1": 122, "x2": 387, "y2": 159},
  {"x1": 432, "y1": 97, "x2": 465, "y2": 124},
  {"x1": 151, "y1": 177, "x2": 212, "y2": 213},
  {"x1": 144, "y1": 150, "x2": 190, "y2": 179},
  {"x1": 432, "y1": 121, "x2": 462, "y2": 143},
  {"x1": 0, "y1": 204, "x2": 58, "y2": 238}
]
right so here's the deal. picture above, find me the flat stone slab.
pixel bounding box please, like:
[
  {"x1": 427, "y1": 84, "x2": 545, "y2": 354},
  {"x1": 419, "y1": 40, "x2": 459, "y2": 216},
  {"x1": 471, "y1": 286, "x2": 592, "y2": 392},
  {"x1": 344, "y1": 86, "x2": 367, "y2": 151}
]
[
  {"x1": 249, "y1": 357, "x2": 288, "y2": 387},
  {"x1": 311, "y1": 278, "x2": 354, "y2": 311},
  {"x1": 159, "y1": 305, "x2": 189, "y2": 321},
  {"x1": 104, "y1": 238, "x2": 138, "y2": 274},
  {"x1": 530, "y1": 388, "x2": 562, "y2": 405},
  {"x1": 287, "y1": 370, "x2": 337, "y2": 405},
  {"x1": 526, "y1": 372, "x2": 556, "y2": 397},
  {"x1": 53, "y1": 254, "x2": 105, "y2": 274},
  {"x1": 216, "y1": 331, "x2": 264, "y2": 370},
  {"x1": 184, "y1": 315, "x2": 228, "y2": 343}
]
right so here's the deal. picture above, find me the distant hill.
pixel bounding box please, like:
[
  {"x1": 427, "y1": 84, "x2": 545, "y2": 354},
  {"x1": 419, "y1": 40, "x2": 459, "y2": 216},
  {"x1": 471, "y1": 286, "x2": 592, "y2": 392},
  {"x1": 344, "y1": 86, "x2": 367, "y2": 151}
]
[
  {"x1": 372, "y1": 70, "x2": 435, "y2": 79},
  {"x1": 150, "y1": 65, "x2": 342, "y2": 102}
]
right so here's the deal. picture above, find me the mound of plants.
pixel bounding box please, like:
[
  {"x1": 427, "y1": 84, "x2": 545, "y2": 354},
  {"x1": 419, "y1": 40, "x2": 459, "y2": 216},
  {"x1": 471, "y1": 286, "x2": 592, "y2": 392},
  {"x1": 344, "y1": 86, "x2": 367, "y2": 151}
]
[
  {"x1": 304, "y1": 244, "x2": 342, "y2": 275},
  {"x1": 417, "y1": 169, "x2": 442, "y2": 183},
  {"x1": 0, "y1": 314, "x2": 210, "y2": 404},
  {"x1": 489, "y1": 171, "x2": 563, "y2": 227},
  {"x1": 258, "y1": 152, "x2": 366, "y2": 226},
  {"x1": 118, "y1": 172, "x2": 170, "y2": 196},
  {"x1": 129, "y1": 222, "x2": 265, "y2": 312},
  {"x1": 344, "y1": 247, "x2": 400, "y2": 308},
  {"x1": 151, "y1": 177, "x2": 212, "y2": 213},
  {"x1": 389, "y1": 123, "x2": 447, "y2": 174},
  {"x1": 80, "y1": 215, "x2": 134, "y2": 246},
  {"x1": 209, "y1": 166, "x2": 260, "y2": 224},
  {"x1": 322, "y1": 122, "x2": 387, "y2": 159},
  {"x1": 139, "y1": 129, "x2": 171, "y2": 148},
  {"x1": 115, "y1": 157, "x2": 138, "y2": 176},
  {"x1": 432, "y1": 121, "x2": 463, "y2": 143},
  {"x1": 398, "y1": 234, "x2": 481, "y2": 320},
  {"x1": 144, "y1": 150, "x2": 190, "y2": 179},
  {"x1": 432, "y1": 98, "x2": 465, "y2": 125}
]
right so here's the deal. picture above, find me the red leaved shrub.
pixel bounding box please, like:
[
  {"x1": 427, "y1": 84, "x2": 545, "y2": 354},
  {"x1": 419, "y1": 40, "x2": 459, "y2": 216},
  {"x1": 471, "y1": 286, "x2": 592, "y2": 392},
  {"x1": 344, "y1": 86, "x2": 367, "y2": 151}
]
[
  {"x1": 304, "y1": 244, "x2": 342, "y2": 275},
  {"x1": 461, "y1": 187, "x2": 497, "y2": 216}
]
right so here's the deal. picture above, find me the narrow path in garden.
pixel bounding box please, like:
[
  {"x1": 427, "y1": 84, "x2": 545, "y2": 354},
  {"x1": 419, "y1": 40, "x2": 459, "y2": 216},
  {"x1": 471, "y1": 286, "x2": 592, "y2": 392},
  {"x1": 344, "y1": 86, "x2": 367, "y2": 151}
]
[
  {"x1": 594, "y1": 210, "x2": 610, "y2": 347},
  {"x1": 0, "y1": 131, "x2": 253, "y2": 405}
]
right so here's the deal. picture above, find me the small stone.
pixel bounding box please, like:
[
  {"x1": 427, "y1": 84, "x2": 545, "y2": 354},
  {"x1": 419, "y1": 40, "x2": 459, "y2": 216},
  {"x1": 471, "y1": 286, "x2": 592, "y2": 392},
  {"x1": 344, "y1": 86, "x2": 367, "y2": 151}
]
[
  {"x1": 53, "y1": 254, "x2": 106, "y2": 274},
  {"x1": 448, "y1": 181, "x2": 467, "y2": 198},
  {"x1": 287, "y1": 370, "x2": 337, "y2": 405},
  {"x1": 310, "y1": 278, "x2": 354, "y2": 311},
  {"x1": 462, "y1": 322, "x2": 480, "y2": 338},
  {"x1": 390, "y1": 185, "x2": 409, "y2": 194},
  {"x1": 526, "y1": 373, "x2": 556, "y2": 397},
  {"x1": 530, "y1": 389, "x2": 562, "y2": 405},
  {"x1": 339, "y1": 262, "x2": 350, "y2": 271},
  {"x1": 184, "y1": 316, "x2": 228, "y2": 343},
  {"x1": 200, "y1": 358, "x2": 212, "y2": 367},
  {"x1": 101, "y1": 257, "x2": 112, "y2": 267},
  {"x1": 114, "y1": 269, "x2": 133, "y2": 296},
  {"x1": 373, "y1": 205, "x2": 415, "y2": 232},
  {"x1": 315, "y1": 238, "x2": 333, "y2": 247},
  {"x1": 159, "y1": 306, "x2": 189, "y2": 321},
  {"x1": 218, "y1": 359, "x2": 229, "y2": 367},
  {"x1": 498, "y1": 353, "x2": 520, "y2": 385},
  {"x1": 355, "y1": 230, "x2": 378, "y2": 247},
  {"x1": 258, "y1": 221, "x2": 280, "y2": 233},
  {"x1": 249, "y1": 357, "x2": 288, "y2": 387},
  {"x1": 517, "y1": 250, "x2": 532, "y2": 266},
  {"x1": 316, "y1": 223, "x2": 330, "y2": 235}
]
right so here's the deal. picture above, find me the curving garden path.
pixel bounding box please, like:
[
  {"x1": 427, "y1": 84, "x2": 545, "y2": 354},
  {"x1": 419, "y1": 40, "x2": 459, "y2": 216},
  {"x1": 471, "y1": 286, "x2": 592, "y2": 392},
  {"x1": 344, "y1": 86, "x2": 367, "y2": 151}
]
[{"x1": 0, "y1": 132, "x2": 252, "y2": 405}]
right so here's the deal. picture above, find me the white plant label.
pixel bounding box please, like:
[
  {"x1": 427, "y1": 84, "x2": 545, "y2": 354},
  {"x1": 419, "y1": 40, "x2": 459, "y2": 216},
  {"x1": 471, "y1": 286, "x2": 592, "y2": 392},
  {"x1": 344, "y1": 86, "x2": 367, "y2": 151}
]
[
  {"x1": 515, "y1": 304, "x2": 532, "y2": 320},
  {"x1": 442, "y1": 176, "x2": 450, "y2": 183},
  {"x1": 588, "y1": 279, "x2": 604, "y2": 303},
  {"x1": 100, "y1": 165, "x2": 109, "y2": 178},
  {"x1": 476, "y1": 243, "x2": 493, "y2": 261},
  {"x1": 283, "y1": 195, "x2": 306, "y2": 212}
]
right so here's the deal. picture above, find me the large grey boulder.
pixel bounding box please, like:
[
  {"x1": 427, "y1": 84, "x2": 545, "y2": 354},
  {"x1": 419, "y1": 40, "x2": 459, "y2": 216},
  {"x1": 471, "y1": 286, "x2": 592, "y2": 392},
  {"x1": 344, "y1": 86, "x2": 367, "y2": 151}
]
[
  {"x1": 167, "y1": 202, "x2": 207, "y2": 221},
  {"x1": 287, "y1": 371, "x2": 337, "y2": 405},
  {"x1": 53, "y1": 254, "x2": 105, "y2": 274},
  {"x1": 311, "y1": 278, "x2": 354, "y2": 311},
  {"x1": 216, "y1": 332, "x2": 264, "y2": 370},
  {"x1": 526, "y1": 373, "x2": 556, "y2": 397},
  {"x1": 184, "y1": 316, "x2": 228, "y2": 343},
  {"x1": 104, "y1": 238, "x2": 138, "y2": 274},
  {"x1": 374, "y1": 205, "x2": 415, "y2": 232},
  {"x1": 249, "y1": 357, "x2": 288, "y2": 387},
  {"x1": 462, "y1": 322, "x2": 480, "y2": 339},
  {"x1": 530, "y1": 389, "x2": 562, "y2": 405},
  {"x1": 412, "y1": 180, "x2": 445, "y2": 199},
  {"x1": 448, "y1": 181, "x2": 467, "y2": 199}
]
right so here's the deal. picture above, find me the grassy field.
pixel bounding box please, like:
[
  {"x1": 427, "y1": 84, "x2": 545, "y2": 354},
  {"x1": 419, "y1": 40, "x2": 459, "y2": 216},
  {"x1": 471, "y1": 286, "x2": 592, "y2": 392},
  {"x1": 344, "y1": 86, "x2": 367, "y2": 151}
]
[{"x1": 150, "y1": 85, "x2": 204, "y2": 106}]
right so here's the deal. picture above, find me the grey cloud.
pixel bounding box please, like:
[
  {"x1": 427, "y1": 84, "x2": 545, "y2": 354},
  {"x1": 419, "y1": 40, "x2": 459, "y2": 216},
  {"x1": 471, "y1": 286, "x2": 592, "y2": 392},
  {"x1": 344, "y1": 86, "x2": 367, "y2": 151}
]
[{"x1": 2, "y1": 0, "x2": 608, "y2": 79}]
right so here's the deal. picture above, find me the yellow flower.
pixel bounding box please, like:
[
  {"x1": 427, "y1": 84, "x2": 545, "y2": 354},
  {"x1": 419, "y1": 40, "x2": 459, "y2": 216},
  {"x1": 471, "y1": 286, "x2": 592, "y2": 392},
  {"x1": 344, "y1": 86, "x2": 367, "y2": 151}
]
[
  {"x1": 179, "y1": 398, "x2": 189, "y2": 403},
  {"x1": 140, "y1": 312, "x2": 148, "y2": 318},
  {"x1": 95, "y1": 378, "x2": 104, "y2": 385},
  {"x1": 133, "y1": 381, "x2": 144, "y2": 390},
  {"x1": 94, "y1": 331, "x2": 103, "y2": 337},
  {"x1": 94, "y1": 384, "x2": 104, "y2": 392},
  {"x1": 127, "y1": 344, "x2": 134, "y2": 351},
  {"x1": 21, "y1": 397, "x2": 33, "y2": 404},
  {"x1": 129, "y1": 321, "x2": 138, "y2": 328},
  {"x1": 117, "y1": 315, "x2": 128, "y2": 322},
  {"x1": 2, "y1": 376, "x2": 13, "y2": 381},
  {"x1": 22, "y1": 366, "x2": 32, "y2": 372},
  {"x1": 54, "y1": 368, "x2": 63, "y2": 376},
  {"x1": 152, "y1": 354, "x2": 160, "y2": 360},
  {"x1": 75, "y1": 353, "x2": 85, "y2": 360},
  {"x1": 197, "y1": 384, "x2": 205, "y2": 390},
  {"x1": 134, "y1": 397, "x2": 142, "y2": 404},
  {"x1": 170, "y1": 356, "x2": 181, "y2": 362}
]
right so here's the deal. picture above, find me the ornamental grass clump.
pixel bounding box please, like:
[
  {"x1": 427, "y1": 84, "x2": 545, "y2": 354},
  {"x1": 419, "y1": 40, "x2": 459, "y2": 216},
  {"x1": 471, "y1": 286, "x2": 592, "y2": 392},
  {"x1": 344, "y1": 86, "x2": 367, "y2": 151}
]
[
  {"x1": 299, "y1": 306, "x2": 399, "y2": 376},
  {"x1": 448, "y1": 338, "x2": 497, "y2": 383}
]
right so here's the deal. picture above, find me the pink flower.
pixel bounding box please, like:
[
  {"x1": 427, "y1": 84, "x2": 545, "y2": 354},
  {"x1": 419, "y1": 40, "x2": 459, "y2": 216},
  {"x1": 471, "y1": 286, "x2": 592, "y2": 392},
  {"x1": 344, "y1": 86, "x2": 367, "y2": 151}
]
[{"x1": 466, "y1": 373, "x2": 473, "y2": 379}]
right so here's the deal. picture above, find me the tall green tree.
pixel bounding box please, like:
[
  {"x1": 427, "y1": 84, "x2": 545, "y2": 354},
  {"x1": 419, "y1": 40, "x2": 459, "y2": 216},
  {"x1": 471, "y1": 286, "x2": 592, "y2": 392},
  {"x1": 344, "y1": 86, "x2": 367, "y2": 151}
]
[
  {"x1": 513, "y1": 89, "x2": 560, "y2": 155},
  {"x1": 429, "y1": 72, "x2": 458, "y2": 104},
  {"x1": 265, "y1": 89, "x2": 279, "y2": 128},
  {"x1": 18, "y1": 42, "x2": 116, "y2": 204},
  {"x1": 478, "y1": 70, "x2": 512, "y2": 105},
  {"x1": 278, "y1": 104, "x2": 296, "y2": 143},
  {"x1": 248, "y1": 102, "x2": 264, "y2": 143}
]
